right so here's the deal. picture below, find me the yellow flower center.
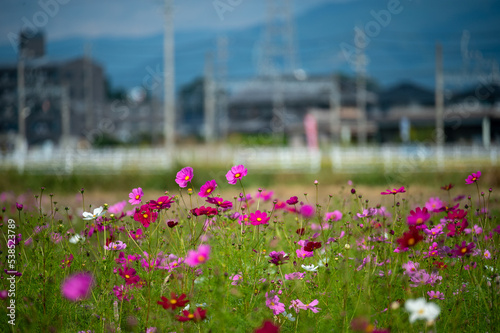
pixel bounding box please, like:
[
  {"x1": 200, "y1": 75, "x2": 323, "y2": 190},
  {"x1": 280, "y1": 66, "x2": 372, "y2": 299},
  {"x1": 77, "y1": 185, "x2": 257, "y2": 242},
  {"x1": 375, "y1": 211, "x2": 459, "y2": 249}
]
[
  {"x1": 198, "y1": 255, "x2": 206, "y2": 262},
  {"x1": 135, "y1": 235, "x2": 139, "y2": 238},
  {"x1": 158, "y1": 201, "x2": 163, "y2": 205},
  {"x1": 125, "y1": 274, "x2": 130, "y2": 279},
  {"x1": 416, "y1": 218, "x2": 423, "y2": 224},
  {"x1": 170, "y1": 299, "x2": 177, "y2": 304},
  {"x1": 207, "y1": 188, "x2": 212, "y2": 193},
  {"x1": 143, "y1": 213, "x2": 148, "y2": 219},
  {"x1": 418, "y1": 309, "x2": 425, "y2": 314},
  {"x1": 188, "y1": 314, "x2": 195, "y2": 319},
  {"x1": 365, "y1": 324, "x2": 374, "y2": 333},
  {"x1": 461, "y1": 247, "x2": 467, "y2": 253},
  {"x1": 135, "y1": 195, "x2": 140, "y2": 200},
  {"x1": 472, "y1": 177, "x2": 476, "y2": 181},
  {"x1": 257, "y1": 217, "x2": 262, "y2": 222},
  {"x1": 407, "y1": 238, "x2": 415, "y2": 246},
  {"x1": 185, "y1": 175, "x2": 190, "y2": 180},
  {"x1": 235, "y1": 173, "x2": 241, "y2": 178}
]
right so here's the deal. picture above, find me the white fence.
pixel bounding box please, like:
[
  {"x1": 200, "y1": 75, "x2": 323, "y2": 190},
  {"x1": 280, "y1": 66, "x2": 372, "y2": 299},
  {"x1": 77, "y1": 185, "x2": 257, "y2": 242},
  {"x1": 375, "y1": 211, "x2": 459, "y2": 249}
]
[{"x1": 0, "y1": 145, "x2": 498, "y2": 174}]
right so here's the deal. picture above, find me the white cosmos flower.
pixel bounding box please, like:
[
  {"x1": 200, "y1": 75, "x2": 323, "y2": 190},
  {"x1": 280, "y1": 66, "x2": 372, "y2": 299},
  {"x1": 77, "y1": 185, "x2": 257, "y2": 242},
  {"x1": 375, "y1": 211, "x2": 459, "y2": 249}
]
[
  {"x1": 82, "y1": 206, "x2": 105, "y2": 220},
  {"x1": 405, "y1": 298, "x2": 440, "y2": 323},
  {"x1": 69, "y1": 234, "x2": 85, "y2": 244},
  {"x1": 301, "y1": 264, "x2": 319, "y2": 272},
  {"x1": 318, "y1": 258, "x2": 329, "y2": 267}
]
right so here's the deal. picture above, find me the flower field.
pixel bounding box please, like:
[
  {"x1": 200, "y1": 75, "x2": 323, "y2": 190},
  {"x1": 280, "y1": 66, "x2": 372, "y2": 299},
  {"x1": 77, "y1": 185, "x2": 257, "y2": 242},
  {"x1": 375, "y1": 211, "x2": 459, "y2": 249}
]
[{"x1": 0, "y1": 166, "x2": 499, "y2": 332}]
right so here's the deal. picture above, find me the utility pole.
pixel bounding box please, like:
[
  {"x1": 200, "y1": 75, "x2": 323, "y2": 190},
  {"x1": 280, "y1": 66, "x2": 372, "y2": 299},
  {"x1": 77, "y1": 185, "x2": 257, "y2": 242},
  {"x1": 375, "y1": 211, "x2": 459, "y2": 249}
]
[
  {"x1": 61, "y1": 84, "x2": 70, "y2": 148},
  {"x1": 216, "y1": 35, "x2": 228, "y2": 140},
  {"x1": 84, "y1": 43, "x2": 93, "y2": 132},
  {"x1": 435, "y1": 42, "x2": 445, "y2": 169},
  {"x1": 163, "y1": 0, "x2": 176, "y2": 150},
  {"x1": 329, "y1": 75, "x2": 341, "y2": 143},
  {"x1": 204, "y1": 53, "x2": 216, "y2": 143},
  {"x1": 435, "y1": 43, "x2": 444, "y2": 146},
  {"x1": 356, "y1": 44, "x2": 367, "y2": 146},
  {"x1": 16, "y1": 51, "x2": 27, "y2": 153}
]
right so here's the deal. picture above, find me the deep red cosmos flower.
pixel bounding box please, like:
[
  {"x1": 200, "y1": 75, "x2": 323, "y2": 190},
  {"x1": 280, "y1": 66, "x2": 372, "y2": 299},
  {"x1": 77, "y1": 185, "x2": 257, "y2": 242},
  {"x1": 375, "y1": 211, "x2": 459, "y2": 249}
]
[
  {"x1": 254, "y1": 320, "x2": 280, "y2": 333},
  {"x1": 191, "y1": 206, "x2": 218, "y2": 217},
  {"x1": 118, "y1": 266, "x2": 141, "y2": 286},
  {"x1": 304, "y1": 241, "x2": 322, "y2": 252},
  {"x1": 176, "y1": 307, "x2": 207, "y2": 322},
  {"x1": 157, "y1": 292, "x2": 189, "y2": 311},
  {"x1": 396, "y1": 227, "x2": 423, "y2": 250}
]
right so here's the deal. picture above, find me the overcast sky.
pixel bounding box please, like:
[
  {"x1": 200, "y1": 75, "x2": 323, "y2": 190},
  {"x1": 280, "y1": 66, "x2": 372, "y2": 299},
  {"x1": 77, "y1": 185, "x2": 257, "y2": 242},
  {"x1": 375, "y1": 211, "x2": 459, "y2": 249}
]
[{"x1": 0, "y1": 0, "x2": 354, "y2": 45}]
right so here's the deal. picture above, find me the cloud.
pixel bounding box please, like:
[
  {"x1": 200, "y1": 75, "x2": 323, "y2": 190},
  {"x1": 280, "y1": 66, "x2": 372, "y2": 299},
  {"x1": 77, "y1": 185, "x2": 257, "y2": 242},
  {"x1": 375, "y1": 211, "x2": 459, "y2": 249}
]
[{"x1": 0, "y1": 0, "x2": 347, "y2": 46}]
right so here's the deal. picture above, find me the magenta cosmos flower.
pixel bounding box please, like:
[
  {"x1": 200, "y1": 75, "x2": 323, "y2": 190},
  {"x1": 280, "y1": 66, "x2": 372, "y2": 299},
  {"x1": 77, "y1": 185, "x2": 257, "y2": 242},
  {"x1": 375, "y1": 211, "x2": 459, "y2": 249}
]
[
  {"x1": 128, "y1": 188, "x2": 144, "y2": 205},
  {"x1": 225, "y1": 165, "x2": 247, "y2": 185},
  {"x1": 133, "y1": 204, "x2": 158, "y2": 228},
  {"x1": 300, "y1": 204, "x2": 315, "y2": 218},
  {"x1": 465, "y1": 171, "x2": 481, "y2": 184},
  {"x1": 452, "y1": 241, "x2": 476, "y2": 257},
  {"x1": 61, "y1": 272, "x2": 94, "y2": 301},
  {"x1": 249, "y1": 210, "x2": 270, "y2": 225},
  {"x1": 184, "y1": 244, "x2": 211, "y2": 267},
  {"x1": 407, "y1": 207, "x2": 430, "y2": 229},
  {"x1": 175, "y1": 166, "x2": 193, "y2": 188},
  {"x1": 199, "y1": 180, "x2": 217, "y2": 197},
  {"x1": 381, "y1": 186, "x2": 406, "y2": 195}
]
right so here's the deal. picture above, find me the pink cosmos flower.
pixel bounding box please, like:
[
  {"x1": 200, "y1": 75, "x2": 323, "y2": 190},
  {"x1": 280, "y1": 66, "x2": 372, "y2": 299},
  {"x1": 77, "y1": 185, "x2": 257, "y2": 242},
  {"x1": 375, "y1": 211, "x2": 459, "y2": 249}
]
[
  {"x1": 285, "y1": 272, "x2": 306, "y2": 280},
  {"x1": 105, "y1": 241, "x2": 127, "y2": 251},
  {"x1": 425, "y1": 197, "x2": 444, "y2": 212},
  {"x1": 483, "y1": 250, "x2": 491, "y2": 259},
  {"x1": 129, "y1": 228, "x2": 144, "y2": 240},
  {"x1": 237, "y1": 213, "x2": 252, "y2": 225},
  {"x1": 175, "y1": 166, "x2": 193, "y2": 188},
  {"x1": 299, "y1": 299, "x2": 321, "y2": 313},
  {"x1": 256, "y1": 189, "x2": 273, "y2": 201},
  {"x1": 465, "y1": 171, "x2": 481, "y2": 184},
  {"x1": 230, "y1": 274, "x2": 243, "y2": 285},
  {"x1": 324, "y1": 210, "x2": 342, "y2": 222},
  {"x1": 380, "y1": 186, "x2": 406, "y2": 195},
  {"x1": 249, "y1": 210, "x2": 270, "y2": 225},
  {"x1": 402, "y1": 261, "x2": 420, "y2": 276},
  {"x1": 128, "y1": 188, "x2": 144, "y2": 205},
  {"x1": 113, "y1": 284, "x2": 134, "y2": 301},
  {"x1": 296, "y1": 248, "x2": 314, "y2": 259},
  {"x1": 407, "y1": 207, "x2": 430, "y2": 229},
  {"x1": 266, "y1": 294, "x2": 285, "y2": 315},
  {"x1": 61, "y1": 272, "x2": 94, "y2": 301},
  {"x1": 184, "y1": 244, "x2": 210, "y2": 267},
  {"x1": 108, "y1": 200, "x2": 127, "y2": 214},
  {"x1": 225, "y1": 165, "x2": 248, "y2": 185},
  {"x1": 199, "y1": 180, "x2": 217, "y2": 197},
  {"x1": 427, "y1": 290, "x2": 445, "y2": 300}
]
